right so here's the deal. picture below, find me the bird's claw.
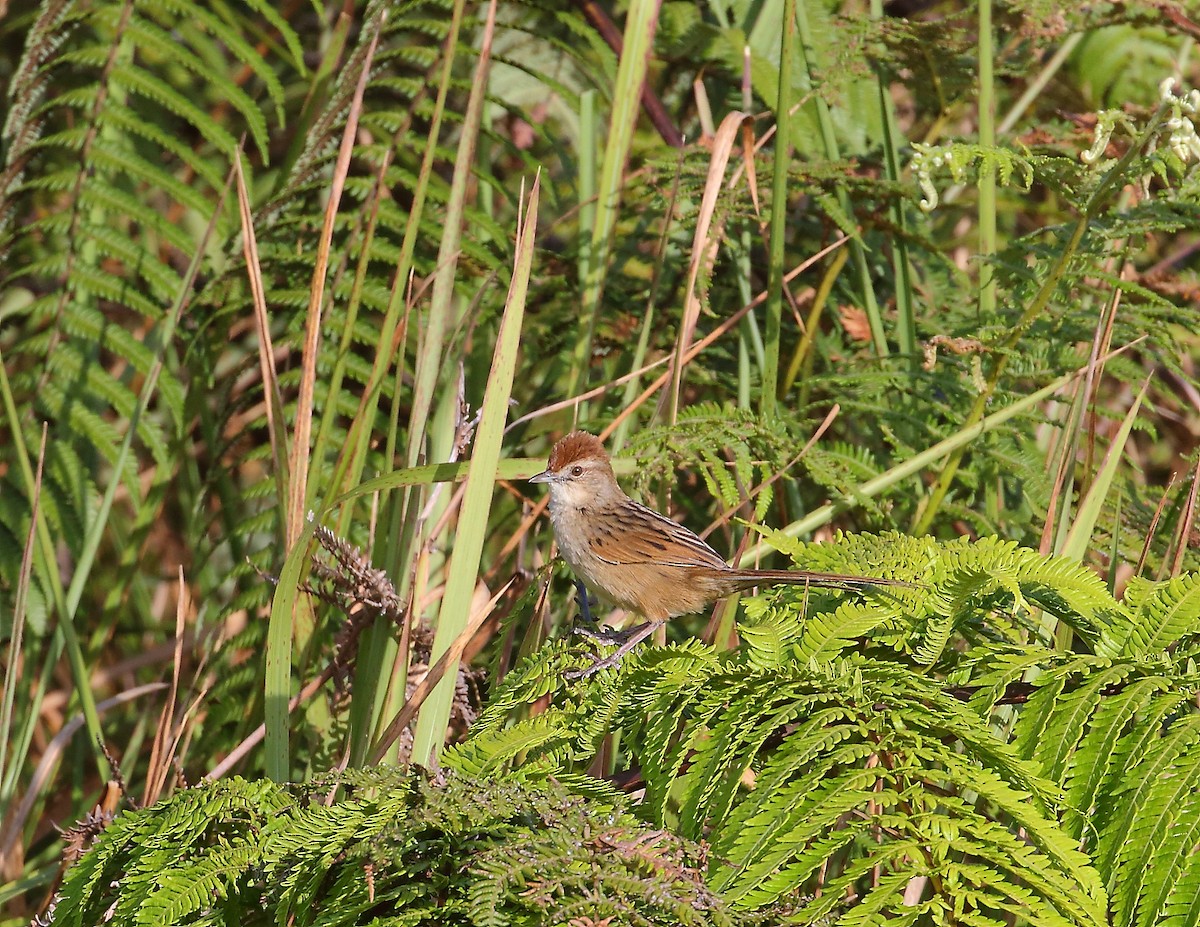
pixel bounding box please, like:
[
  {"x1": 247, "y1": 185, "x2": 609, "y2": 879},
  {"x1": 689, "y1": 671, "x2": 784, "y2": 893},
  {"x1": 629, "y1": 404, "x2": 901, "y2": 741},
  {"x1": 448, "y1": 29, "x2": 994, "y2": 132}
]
[
  {"x1": 571, "y1": 623, "x2": 635, "y2": 646},
  {"x1": 564, "y1": 651, "x2": 625, "y2": 680},
  {"x1": 564, "y1": 620, "x2": 658, "y2": 682}
]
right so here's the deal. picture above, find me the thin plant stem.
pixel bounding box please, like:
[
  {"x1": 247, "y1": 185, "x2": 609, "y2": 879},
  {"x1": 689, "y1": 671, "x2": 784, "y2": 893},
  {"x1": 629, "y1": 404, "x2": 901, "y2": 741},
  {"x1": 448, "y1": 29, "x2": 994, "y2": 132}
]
[
  {"x1": 870, "y1": 0, "x2": 915, "y2": 361},
  {"x1": 977, "y1": 0, "x2": 997, "y2": 320},
  {"x1": 613, "y1": 142, "x2": 686, "y2": 451},
  {"x1": 762, "y1": 0, "x2": 795, "y2": 419},
  {"x1": 793, "y1": 0, "x2": 887, "y2": 358}
]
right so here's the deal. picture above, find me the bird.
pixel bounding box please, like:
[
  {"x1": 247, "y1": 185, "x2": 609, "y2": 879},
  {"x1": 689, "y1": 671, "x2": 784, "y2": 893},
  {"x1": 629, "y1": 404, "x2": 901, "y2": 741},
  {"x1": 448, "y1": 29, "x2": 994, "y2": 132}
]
[{"x1": 529, "y1": 431, "x2": 902, "y2": 675}]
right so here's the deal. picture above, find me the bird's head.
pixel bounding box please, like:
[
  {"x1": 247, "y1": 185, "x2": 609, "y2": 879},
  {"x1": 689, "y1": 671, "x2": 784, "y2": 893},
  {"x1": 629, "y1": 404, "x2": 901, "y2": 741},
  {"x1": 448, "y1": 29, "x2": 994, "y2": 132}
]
[{"x1": 529, "y1": 431, "x2": 619, "y2": 506}]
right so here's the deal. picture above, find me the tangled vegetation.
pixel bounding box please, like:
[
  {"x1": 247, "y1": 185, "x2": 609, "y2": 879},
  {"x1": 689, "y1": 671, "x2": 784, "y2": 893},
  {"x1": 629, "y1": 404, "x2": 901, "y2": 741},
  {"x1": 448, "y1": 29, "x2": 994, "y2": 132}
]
[{"x1": 1, "y1": 0, "x2": 1198, "y2": 923}]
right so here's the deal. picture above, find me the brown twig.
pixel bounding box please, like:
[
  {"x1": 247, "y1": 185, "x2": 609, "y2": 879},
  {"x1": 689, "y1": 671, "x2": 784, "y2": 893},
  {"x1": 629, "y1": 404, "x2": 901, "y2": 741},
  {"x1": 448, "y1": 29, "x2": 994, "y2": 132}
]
[{"x1": 575, "y1": 0, "x2": 683, "y2": 148}]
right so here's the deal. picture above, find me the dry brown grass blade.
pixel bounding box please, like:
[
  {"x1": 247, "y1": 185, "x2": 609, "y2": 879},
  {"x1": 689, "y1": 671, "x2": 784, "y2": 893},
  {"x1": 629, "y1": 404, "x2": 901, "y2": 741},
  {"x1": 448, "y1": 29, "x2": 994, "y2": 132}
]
[
  {"x1": 0, "y1": 424, "x2": 46, "y2": 798},
  {"x1": 667, "y1": 110, "x2": 748, "y2": 425},
  {"x1": 1171, "y1": 456, "x2": 1200, "y2": 577},
  {"x1": 1081, "y1": 274, "x2": 1127, "y2": 480},
  {"x1": 142, "y1": 567, "x2": 190, "y2": 806},
  {"x1": 234, "y1": 149, "x2": 290, "y2": 509},
  {"x1": 740, "y1": 45, "x2": 761, "y2": 218},
  {"x1": 1038, "y1": 283, "x2": 1121, "y2": 556},
  {"x1": 1137, "y1": 474, "x2": 1177, "y2": 579},
  {"x1": 287, "y1": 12, "x2": 385, "y2": 548},
  {"x1": 506, "y1": 356, "x2": 672, "y2": 433},
  {"x1": 728, "y1": 92, "x2": 816, "y2": 190},
  {"x1": 368, "y1": 578, "x2": 514, "y2": 764},
  {"x1": 494, "y1": 496, "x2": 550, "y2": 564}
]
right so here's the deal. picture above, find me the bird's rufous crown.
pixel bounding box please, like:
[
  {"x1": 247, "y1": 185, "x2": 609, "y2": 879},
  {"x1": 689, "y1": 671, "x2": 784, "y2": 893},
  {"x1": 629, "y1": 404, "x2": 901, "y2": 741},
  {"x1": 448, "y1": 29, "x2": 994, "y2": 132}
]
[{"x1": 546, "y1": 431, "x2": 607, "y2": 471}]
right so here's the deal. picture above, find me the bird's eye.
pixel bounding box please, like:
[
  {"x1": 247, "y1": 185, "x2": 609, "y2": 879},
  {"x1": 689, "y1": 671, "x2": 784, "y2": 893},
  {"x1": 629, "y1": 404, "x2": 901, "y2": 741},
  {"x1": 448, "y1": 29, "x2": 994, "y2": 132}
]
[{"x1": 570, "y1": 465, "x2": 584, "y2": 476}]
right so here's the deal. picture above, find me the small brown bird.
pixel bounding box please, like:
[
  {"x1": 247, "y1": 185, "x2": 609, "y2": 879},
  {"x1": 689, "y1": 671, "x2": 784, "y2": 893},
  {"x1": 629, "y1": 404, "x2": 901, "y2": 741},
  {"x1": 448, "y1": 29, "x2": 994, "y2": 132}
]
[{"x1": 531, "y1": 431, "x2": 900, "y2": 674}]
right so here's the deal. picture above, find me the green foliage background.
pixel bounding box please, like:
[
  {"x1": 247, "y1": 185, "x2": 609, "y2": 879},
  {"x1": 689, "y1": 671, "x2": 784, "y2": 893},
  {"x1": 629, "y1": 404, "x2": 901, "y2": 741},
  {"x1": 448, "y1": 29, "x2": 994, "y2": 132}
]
[{"x1": 0, "y1": 0, "x2": 1198, "y2": 922}]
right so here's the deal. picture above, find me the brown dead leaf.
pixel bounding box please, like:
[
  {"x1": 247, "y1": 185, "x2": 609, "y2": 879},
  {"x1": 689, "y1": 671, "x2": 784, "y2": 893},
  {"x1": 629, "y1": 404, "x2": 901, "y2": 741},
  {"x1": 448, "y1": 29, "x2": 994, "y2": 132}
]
[{"x1": 838, "y1": 304, "x2": 872, "y2": 343}]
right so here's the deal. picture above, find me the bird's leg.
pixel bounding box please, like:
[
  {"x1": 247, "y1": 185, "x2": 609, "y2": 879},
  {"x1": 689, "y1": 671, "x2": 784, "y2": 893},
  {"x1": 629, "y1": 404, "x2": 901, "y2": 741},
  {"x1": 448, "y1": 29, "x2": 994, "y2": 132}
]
[
  {"x1": 573, "y1": 578, "x2": 597, "y2": 625},
  {"x1": 566, "y1": 619, "x2": 664, "y2": 680},
  {"x1": 570, "y1": 579, "x2": 631, "y2": 645}
]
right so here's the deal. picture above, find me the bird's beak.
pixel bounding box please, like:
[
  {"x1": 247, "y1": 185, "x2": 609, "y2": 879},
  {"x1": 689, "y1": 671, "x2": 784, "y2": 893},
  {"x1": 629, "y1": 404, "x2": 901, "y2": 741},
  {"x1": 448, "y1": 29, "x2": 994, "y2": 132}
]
[{"x1": 529, "y1": 469, "x2": 553, "y2": 484}]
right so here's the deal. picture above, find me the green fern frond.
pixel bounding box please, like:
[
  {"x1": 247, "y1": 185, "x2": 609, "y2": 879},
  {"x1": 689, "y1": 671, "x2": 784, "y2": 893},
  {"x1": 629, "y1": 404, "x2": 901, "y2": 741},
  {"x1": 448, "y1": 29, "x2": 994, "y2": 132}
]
[
  {"x1": 1095, "y1": 712, "x2": 1200, "y2": 878},
  {"x1": 802, "y1": 441, "x2": 886, "y2": 508},
  {"x1": 461, "y1": 538, "x2": 1200, "y2": 920},
  {"x1": 0, "y1": 0, "x2": 302, "y2": 627},
  {"x1": 740, "y1": 593, "x2": 899, "y2": 667},
  {"x1": 757, "y1": 529, "x2": 937, "y2": 580},
  {"x1": 697, "y1": 662, "x2": 1099, "y2": 918},
  {"x1": 1062, "y1": 675, "x2": 1178, "y2": 838},
  {"x1": 132, "y1": 842, "x2": 262, "y2": 925},
  {"x1": 1100, "y1": 573, "x2": 1200, "y2": 657},
  {"x1": 1135, "y1": 766, "x2": 1200, "y2": 927},
  {"x1": 752, "y1": 531, "x2": 1124, "y2": 655},
  {"x1": 467, "y1": 637, "x2": 588, "y2": 736},
  {"x1": 53, "y1": 777, "x2": 291, "y2": 927},
  {"x1": 445, "y1": 710, "x2": 580, "y2": 777},
  {"x1": 623, "y1": 404, "x2": 799, "y2": 498},
  {"x1": 1108, "y1": 731, "x2": 1200, "y2": 927},
  {"x1": 1160, "y1": 848, "x2": 1200, "y2": 927},
  {"x1": 1018, "y1": 661, "x2": 1133, "y2": 780},
  {"x1": 909, "y1": 141, "x2": 1033, "y2": 212}
]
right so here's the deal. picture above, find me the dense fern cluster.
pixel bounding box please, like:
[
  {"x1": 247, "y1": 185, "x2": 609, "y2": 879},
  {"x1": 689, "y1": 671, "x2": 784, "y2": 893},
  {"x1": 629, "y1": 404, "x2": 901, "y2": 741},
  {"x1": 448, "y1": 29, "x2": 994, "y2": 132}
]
[
  {"x1": 44, "y1": 531, "x2": 1200, "y2": 924},
  {"x1": 459, "y1": 532, "x2": 1200, "y2": 925},
  {"x1": 48, "y1": 769, "x2": 753, "y2": 926}
]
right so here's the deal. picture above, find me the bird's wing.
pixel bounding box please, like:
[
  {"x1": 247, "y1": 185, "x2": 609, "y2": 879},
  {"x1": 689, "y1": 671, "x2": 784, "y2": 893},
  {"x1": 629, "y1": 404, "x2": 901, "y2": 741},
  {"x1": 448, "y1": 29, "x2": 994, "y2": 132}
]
[{"x1": 586, "y1": 500, "x2": 729, "y2": 571}]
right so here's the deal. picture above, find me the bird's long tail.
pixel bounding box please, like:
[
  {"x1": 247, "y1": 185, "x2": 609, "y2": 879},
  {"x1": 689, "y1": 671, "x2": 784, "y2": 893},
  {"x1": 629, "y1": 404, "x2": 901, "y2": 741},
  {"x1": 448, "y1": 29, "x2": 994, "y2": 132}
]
[{"x1": 724, "y1": 569, "x2": 905, "y2": 592}]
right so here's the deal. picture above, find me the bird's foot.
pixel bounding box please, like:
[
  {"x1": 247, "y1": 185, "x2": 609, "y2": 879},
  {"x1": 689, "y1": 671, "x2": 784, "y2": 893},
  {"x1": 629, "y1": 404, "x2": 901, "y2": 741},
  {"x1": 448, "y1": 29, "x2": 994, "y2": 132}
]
[
  {"x1": 565, "y1": 649, "x2": 627, "y2": 680},
  {"x1": 571, "y1": 622, "x2": 639, "y2": 646},
  {"x1": 564, "y1": 620, "x2": 662, "y2": 681}
]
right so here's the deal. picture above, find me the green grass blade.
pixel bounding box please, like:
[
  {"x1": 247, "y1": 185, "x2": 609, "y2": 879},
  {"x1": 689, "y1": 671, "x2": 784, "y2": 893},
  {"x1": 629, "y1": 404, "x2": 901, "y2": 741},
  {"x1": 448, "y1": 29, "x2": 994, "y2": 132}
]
[
  {"x1": 405, "y1": 0, "x2": 499, "y2": 469},
  {"x1": 409, "y1": 175, "x2": 541, "y2": 767},
  {"x1": 374, "y1": 0, "x2": 497, "y2": 765},
  {"x1": 286, "y1": 15, "x2": 381, "y2": 552},
  {"x1": 332, "y1": 0, "x2": 467, "y2": 511},
  {"x1": 977, "y1": 0, "x2": 997, "y2": 319},
  {"x1": 336, "y1": 0, "x2": 470, "y2": 768},
  {"x1": 870, "y1": 0, "x2": 915, "y2": 361},
  {"x1": 1061, "y1": 379, "x2": 1149, "y2": 563},
  {"x1": 263, "y1": 514, "x2": 319, "y2": 782},
  {"x1": 568, "y1": 0, "x2": 662, "y2": 398},
  {"x1": 793, "y1": 0, "x2": 886, "y2": 358},
  {"x1": 577, "y1": 88, "x2": 597, "y2": 300}
]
